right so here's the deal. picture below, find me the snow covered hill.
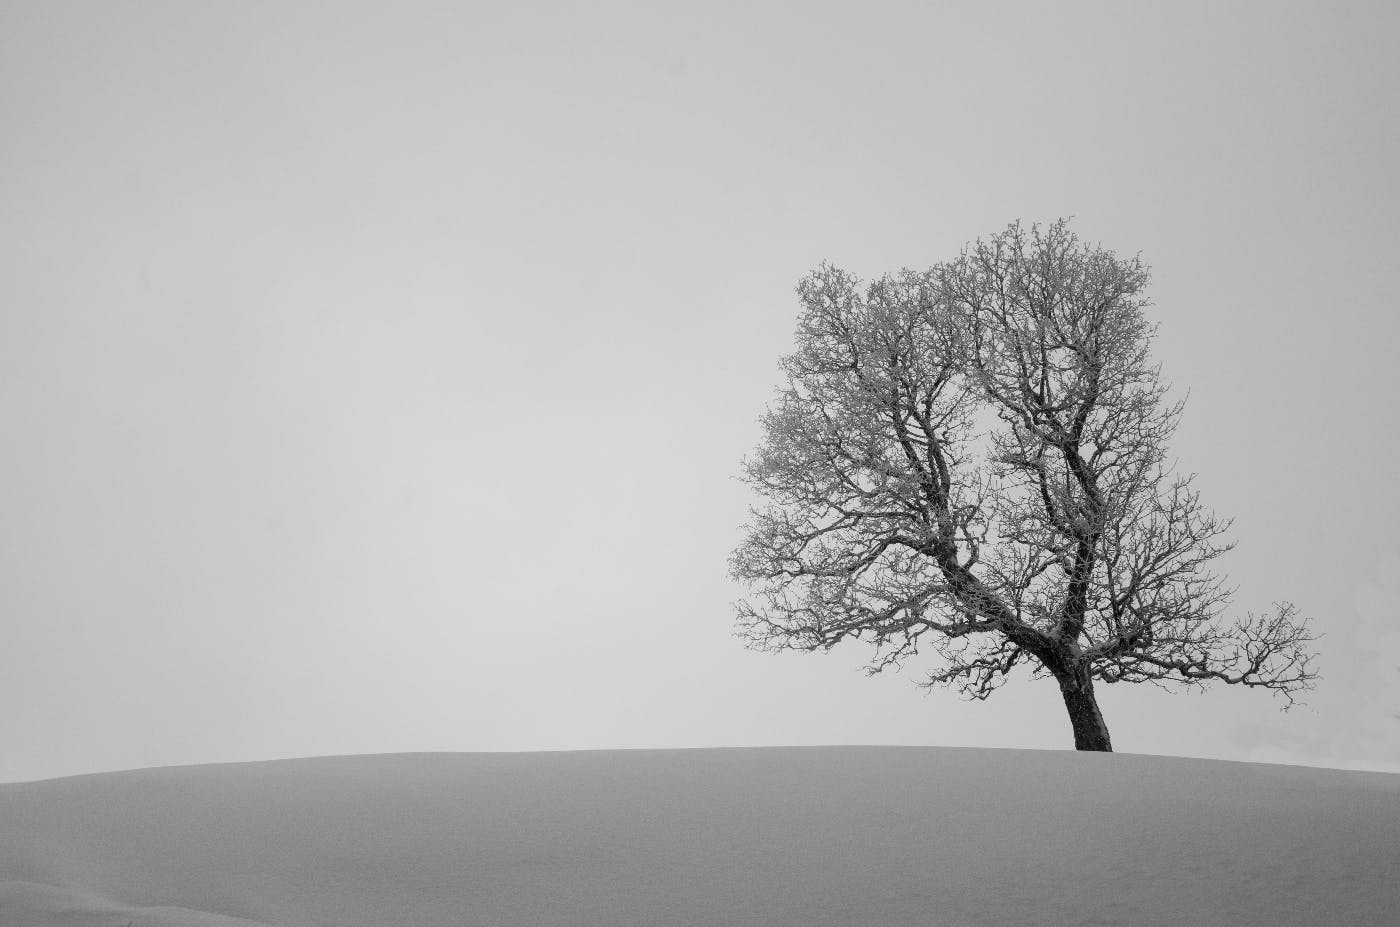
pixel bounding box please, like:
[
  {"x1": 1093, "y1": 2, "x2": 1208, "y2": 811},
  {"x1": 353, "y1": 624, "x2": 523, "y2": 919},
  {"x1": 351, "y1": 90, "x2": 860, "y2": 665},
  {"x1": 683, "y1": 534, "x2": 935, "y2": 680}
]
[{"x1": 2, "y1": 747, "x2": 1396, "y2": 926}]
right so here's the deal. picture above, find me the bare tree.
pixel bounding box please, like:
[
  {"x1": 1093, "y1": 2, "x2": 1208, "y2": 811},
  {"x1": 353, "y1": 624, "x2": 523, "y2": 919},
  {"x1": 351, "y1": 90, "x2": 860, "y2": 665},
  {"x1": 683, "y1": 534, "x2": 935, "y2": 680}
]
[{"x1": 730, "y1": 220, "x2": 1317, "y2": 751}]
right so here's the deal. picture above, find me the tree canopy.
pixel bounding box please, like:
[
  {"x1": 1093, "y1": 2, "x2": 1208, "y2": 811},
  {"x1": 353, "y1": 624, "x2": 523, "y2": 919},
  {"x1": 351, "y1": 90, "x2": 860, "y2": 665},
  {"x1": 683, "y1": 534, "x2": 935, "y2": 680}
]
[{"x1": 730, "y1": 219, "x2": 1317, "y2": 750}]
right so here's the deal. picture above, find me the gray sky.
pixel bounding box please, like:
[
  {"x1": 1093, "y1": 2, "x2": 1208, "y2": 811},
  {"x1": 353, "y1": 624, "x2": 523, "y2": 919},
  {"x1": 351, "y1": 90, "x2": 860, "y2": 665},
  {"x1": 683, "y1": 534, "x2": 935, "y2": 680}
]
[{"x1": 2, "y1": 0, "x2": 1397, "y2": 784}]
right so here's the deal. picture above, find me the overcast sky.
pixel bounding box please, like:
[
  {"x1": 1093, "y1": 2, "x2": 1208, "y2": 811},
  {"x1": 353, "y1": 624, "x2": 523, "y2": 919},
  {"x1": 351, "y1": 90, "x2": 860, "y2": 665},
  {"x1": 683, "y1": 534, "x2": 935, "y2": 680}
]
[{"x1": 2, "y1": 0, "x2": 1397, "y2": 784}]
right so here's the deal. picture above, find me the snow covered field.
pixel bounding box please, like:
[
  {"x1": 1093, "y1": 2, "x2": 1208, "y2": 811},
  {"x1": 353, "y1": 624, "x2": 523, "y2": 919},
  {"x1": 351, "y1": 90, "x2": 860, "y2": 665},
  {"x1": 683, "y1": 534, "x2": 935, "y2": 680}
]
[{"x1": 2, "y1": 747, "x2": 1396, "y2": 927}]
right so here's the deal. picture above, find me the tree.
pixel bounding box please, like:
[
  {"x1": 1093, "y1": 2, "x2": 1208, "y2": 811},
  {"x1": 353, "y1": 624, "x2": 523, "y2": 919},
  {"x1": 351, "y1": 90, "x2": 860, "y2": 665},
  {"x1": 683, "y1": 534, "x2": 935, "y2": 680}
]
[{"x1": 730, "y1": 219, "x2": 1317, "y2": 751}]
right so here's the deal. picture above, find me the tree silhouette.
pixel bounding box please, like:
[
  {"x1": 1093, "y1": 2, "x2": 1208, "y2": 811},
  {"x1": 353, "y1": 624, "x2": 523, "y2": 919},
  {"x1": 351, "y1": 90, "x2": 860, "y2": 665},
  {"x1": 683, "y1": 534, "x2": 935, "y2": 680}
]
[{"x1": 731, "y1": 220, "x2": 1317, "y2": 750}]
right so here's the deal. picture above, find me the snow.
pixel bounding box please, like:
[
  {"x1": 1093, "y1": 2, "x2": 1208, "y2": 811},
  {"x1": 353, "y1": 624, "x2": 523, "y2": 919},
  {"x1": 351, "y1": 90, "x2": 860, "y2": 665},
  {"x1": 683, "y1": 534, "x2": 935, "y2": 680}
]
[{"x1": 1, "y1": 747, "x2": 1396, "y2": 926}]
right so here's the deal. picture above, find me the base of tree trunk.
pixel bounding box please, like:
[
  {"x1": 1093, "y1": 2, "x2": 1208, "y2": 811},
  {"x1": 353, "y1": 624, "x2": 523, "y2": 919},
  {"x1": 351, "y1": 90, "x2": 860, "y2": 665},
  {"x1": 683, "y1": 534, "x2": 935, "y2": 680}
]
[{"x1": 1057, "y1": 671, "x2": 1113, "y2": 751}]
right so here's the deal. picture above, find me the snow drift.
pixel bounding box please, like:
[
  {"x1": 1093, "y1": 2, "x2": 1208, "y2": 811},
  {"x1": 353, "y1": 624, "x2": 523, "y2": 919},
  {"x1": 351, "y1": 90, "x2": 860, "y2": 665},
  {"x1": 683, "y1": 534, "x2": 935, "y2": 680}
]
[{"x1": 1, "y1": 746, "x2": 1396, "y2": 926}]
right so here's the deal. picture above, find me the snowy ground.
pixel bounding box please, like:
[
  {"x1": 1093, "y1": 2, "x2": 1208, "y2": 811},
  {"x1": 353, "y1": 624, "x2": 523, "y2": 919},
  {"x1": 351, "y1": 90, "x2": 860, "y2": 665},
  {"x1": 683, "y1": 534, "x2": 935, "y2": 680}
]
[{"x1": 1, "y1": 747, "x2": 1396, "y2": 926}]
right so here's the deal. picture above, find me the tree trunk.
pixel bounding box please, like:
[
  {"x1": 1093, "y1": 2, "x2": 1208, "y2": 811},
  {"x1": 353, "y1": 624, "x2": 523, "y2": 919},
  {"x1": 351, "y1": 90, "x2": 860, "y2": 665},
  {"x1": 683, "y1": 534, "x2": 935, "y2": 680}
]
[{"x1": 1055, "y1": 666, "x2": 1113, "y2": 751}]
